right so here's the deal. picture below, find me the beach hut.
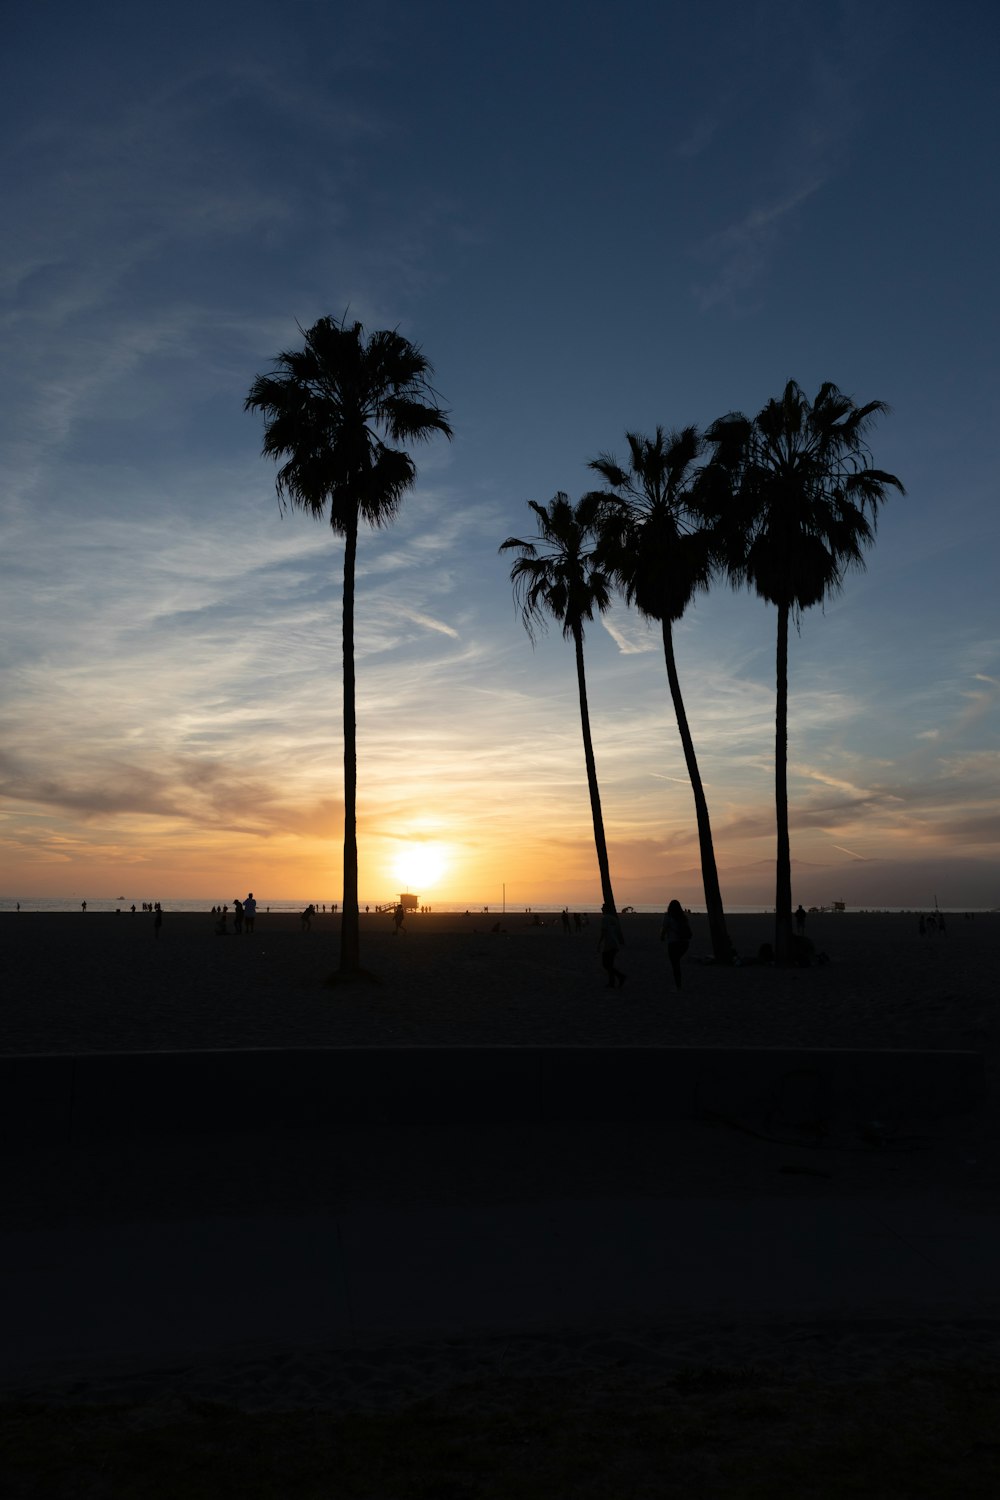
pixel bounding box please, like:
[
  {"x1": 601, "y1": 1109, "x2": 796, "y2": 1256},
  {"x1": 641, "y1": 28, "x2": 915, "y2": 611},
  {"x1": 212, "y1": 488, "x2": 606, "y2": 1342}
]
[{"x1": 400, "y1": 892, "x2": 419, "y2": 911}]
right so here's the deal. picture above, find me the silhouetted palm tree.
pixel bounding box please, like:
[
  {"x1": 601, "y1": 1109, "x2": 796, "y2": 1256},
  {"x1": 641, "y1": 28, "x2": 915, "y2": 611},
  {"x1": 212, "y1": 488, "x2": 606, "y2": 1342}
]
[
  {"x1": 245, "y1": 316, "x2": 451, "y2": 976},
  {"x1": 704, "y1": 380, "x2": 903, "y2": 962},
  {"x1": 587, "y1": 426, "x2": 733, "y2": 962},
  {"x1": 500, "y1": 493, "x2": 619, "y2": 912}
]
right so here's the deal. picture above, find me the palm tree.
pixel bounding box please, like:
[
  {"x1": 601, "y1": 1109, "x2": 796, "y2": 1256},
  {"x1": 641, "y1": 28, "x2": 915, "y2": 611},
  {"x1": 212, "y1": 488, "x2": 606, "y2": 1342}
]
[
  {"x1": 500, "y1": 492, "x2": 619, "y2": 912},
  {"x1": 245, "y1": 316, "x2": 452, "y2": 977},
  {"x1": 586, "y1": 426, "x2": 733, "y2": 963},
  {"x1": 703, "y1": 380, "x2": 903, "y2": 963}
]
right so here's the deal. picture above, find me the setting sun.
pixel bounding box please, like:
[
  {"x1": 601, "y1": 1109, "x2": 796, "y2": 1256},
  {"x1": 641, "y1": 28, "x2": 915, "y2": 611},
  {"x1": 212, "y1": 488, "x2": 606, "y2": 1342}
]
[{"x1": 393, "y1": 844, "x2": 448, "y2": 893}]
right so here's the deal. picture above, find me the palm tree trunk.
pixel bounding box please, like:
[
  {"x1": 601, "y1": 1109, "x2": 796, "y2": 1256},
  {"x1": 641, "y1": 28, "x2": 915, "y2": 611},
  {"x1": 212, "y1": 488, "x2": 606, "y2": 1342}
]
[
  {"x1": 573, "y1": 623, "x2": 617, "y2": 911},
  {"x1": 774, "y1": 600, "x2": 792, "y2": 963},
  {"x1": 661, "y1": 620, "x2": 732, "y2": 962},
  {"x1": 340, "y1": 507, "x2": 361, "y2": 973}
]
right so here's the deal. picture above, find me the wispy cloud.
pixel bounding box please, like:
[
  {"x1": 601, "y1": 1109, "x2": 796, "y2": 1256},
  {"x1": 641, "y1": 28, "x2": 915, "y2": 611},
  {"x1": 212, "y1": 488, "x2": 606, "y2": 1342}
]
[{"x1": 694, "y1": 180, "x2": 824, "y2": 310}]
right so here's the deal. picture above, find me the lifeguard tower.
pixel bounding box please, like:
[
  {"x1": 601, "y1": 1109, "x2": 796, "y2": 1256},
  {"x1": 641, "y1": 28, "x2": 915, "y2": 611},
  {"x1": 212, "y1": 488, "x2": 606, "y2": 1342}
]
[{"x1": 375, "y1": 892, "x2": 421, "y2": 914}]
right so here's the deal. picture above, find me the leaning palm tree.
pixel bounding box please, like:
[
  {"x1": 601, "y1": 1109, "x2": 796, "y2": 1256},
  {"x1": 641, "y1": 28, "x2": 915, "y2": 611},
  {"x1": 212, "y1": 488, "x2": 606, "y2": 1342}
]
[
  {"x1": 586, "y1": 426, "x2": 733, "y2": 963},
  {"x1": 703, "y1": 380, "x2": 903, "y2": 963},
  {"x1": 500, "y1": 492, "x2": 619, "y2": 912},
  {"x1": 245, "y1": 316, "x2": 451, "y2": 977}
]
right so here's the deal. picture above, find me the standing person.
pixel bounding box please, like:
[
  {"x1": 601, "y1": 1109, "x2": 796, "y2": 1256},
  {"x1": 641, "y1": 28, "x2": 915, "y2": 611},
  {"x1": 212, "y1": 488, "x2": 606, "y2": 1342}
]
[
  {"x1": 795, "y1": 904, "x2": 807, "y2": 935},
  {"x1": 233, "y1": 898, "x2": 244, "y2": 934},
  {"x1": 393, "y1": 902, "x2": 406, "y2": 936},
  {"x1": 244, "y1": 892, "x2": 256, "y2": 933},
  {"x1": 660, "y1": 899, "x2": 692, "y2": 990},
  {"x1": 598, "y1": 902, "x2": 626, "y2": 989},
  {"x1": 153, "y1": 902, "x2": 163, "y2": 939}
]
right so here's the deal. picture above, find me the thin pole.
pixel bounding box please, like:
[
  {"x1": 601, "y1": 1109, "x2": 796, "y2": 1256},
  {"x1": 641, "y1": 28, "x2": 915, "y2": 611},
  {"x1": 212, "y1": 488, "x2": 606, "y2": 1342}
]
[{"x1": 502, "y1": 883, "x2": 506, "y2": 914}]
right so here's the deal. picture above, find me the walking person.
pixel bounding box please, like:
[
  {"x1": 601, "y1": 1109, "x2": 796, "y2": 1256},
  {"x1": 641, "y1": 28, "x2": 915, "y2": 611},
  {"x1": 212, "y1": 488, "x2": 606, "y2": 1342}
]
[
  {"x1": 660, "y1": 899, "x2": 692, "y2": 990},
  {"x1": 598, "y1": 902, "x2": 626, "y2": 989},
  {"x1": 393, "y1": 902, "x2": 406, "y2": 936}
]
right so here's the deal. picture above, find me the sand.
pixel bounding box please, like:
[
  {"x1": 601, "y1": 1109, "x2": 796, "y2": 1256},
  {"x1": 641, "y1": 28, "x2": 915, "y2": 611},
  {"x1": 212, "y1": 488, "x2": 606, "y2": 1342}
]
[
  {"x1": 3, "y1": 909, "x2": 998, "y2": 1428},
  {"x1": 1, "y1": 909, "x2": 995, "y2": 1057}
]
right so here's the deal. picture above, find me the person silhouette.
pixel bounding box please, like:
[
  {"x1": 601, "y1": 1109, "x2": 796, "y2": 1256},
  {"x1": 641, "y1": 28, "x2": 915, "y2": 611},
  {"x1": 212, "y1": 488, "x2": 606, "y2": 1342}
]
[
  {"x1": 660, "y1": 899, "x2": 692, "y2": 990},
  {"x1": 795, "y1": 904, "x2": 807, "y2": 935},
  {"x1": 393, "y1": 902, "x2": 405, "y2": 935},
  {"x1": 244, "y1": 892, "x2": 256, "y2": 933}
]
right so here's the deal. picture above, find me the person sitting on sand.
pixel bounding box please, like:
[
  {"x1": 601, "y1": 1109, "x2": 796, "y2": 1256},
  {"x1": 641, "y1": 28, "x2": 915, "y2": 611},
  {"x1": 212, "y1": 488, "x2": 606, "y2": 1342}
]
[
  {"x1": 660, "y1": 899, "x2": 692, "y2": 990},
  {"x1": 598, "y1": 902, "x2": 626, "y2": 989}
]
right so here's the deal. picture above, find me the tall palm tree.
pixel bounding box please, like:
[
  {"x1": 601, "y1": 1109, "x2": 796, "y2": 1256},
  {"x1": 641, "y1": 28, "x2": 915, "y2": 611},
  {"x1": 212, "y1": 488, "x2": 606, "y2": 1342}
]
[
  {"x1": 704, "y1": 380, "x2": 903, "y2": 963},
  {"x1": 245, "y1": 316, "x2": 452, "y2": 977},
  {"x1": 500, "y1": 492, "x2": 619, "y2": 912},
  {"x1": 586, "y1": 426, "x2": 733, "y2": 963}
]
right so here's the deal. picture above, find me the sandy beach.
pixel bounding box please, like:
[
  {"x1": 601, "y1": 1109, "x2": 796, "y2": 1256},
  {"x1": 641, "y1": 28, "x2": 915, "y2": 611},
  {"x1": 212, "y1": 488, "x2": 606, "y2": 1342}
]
[
  {"x1": 1, "y1": 909, "x2": 996, "y2": 1058},
  {"x1": 4, "y1": 908, "x2": 999, "y2": 1487}
]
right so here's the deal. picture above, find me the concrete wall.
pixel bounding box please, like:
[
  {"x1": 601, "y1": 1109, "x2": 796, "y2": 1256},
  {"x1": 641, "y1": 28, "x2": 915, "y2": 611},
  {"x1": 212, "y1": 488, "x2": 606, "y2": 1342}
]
[{"x1": 0, "y1": 1046, "x2": 986, "y2": 1143}]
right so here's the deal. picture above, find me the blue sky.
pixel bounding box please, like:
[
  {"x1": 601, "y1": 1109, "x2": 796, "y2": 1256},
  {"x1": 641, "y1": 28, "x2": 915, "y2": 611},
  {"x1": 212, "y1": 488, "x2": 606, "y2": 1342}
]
[{"x1": 2, "y1": 0, "x2": 999, "y2": 908}]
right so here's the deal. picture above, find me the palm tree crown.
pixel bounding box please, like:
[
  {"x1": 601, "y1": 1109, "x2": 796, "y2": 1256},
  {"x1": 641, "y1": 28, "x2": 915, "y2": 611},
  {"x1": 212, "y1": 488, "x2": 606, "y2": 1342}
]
[
  {"x1": 501, "y1": 492, "x2": 613, "y2": 645},
  {"x1": 586, "y1": 424, "x2": 713, "y2": 625},
  {"x1": 245, "y1": 316, "x2": 452, "y2": 533},
  {"x1": 704, "y1": 380, "x2": 903, "y2": 613}
]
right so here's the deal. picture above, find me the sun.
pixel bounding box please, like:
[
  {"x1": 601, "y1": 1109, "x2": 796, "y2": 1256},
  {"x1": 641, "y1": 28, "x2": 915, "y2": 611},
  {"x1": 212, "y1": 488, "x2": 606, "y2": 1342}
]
[{"x1": 393, "y1": 843, "x2": 448, "y2": 893}]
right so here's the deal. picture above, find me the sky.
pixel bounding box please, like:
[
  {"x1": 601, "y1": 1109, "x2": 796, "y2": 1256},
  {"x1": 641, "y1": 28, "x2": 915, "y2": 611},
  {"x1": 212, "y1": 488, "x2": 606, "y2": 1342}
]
[{"x1": 2, "y1": 0, "x2": 999, "y2": 910}]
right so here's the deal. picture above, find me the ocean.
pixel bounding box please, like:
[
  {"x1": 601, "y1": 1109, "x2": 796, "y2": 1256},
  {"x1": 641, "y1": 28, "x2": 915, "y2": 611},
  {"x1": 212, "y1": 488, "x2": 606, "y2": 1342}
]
[{"x1": 0, "y1": 896, "x2": 982, "y2": 916}]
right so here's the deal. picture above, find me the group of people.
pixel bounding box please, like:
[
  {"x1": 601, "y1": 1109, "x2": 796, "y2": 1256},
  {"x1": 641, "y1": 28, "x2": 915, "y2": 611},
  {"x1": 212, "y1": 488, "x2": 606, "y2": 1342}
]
[
  {"x1": 597, "y1": 899, "x2": 693, "y2": 991},
  {"x1": 213, "y1": 893, "x2": 257, "y2": 935}
]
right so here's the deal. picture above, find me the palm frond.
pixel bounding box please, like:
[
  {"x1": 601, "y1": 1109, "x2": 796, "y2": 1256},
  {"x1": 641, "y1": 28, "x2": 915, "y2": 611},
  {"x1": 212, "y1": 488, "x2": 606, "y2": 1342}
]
[
  {"x1": 500, "y1": 492, "x2": 612, "y2": 644},
  {"x1": 702, "y1": 379, "x2": 902, "y2": 610},
  {"x1": 245, "y1": 313, "x2": 451, "y2": 532}
]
